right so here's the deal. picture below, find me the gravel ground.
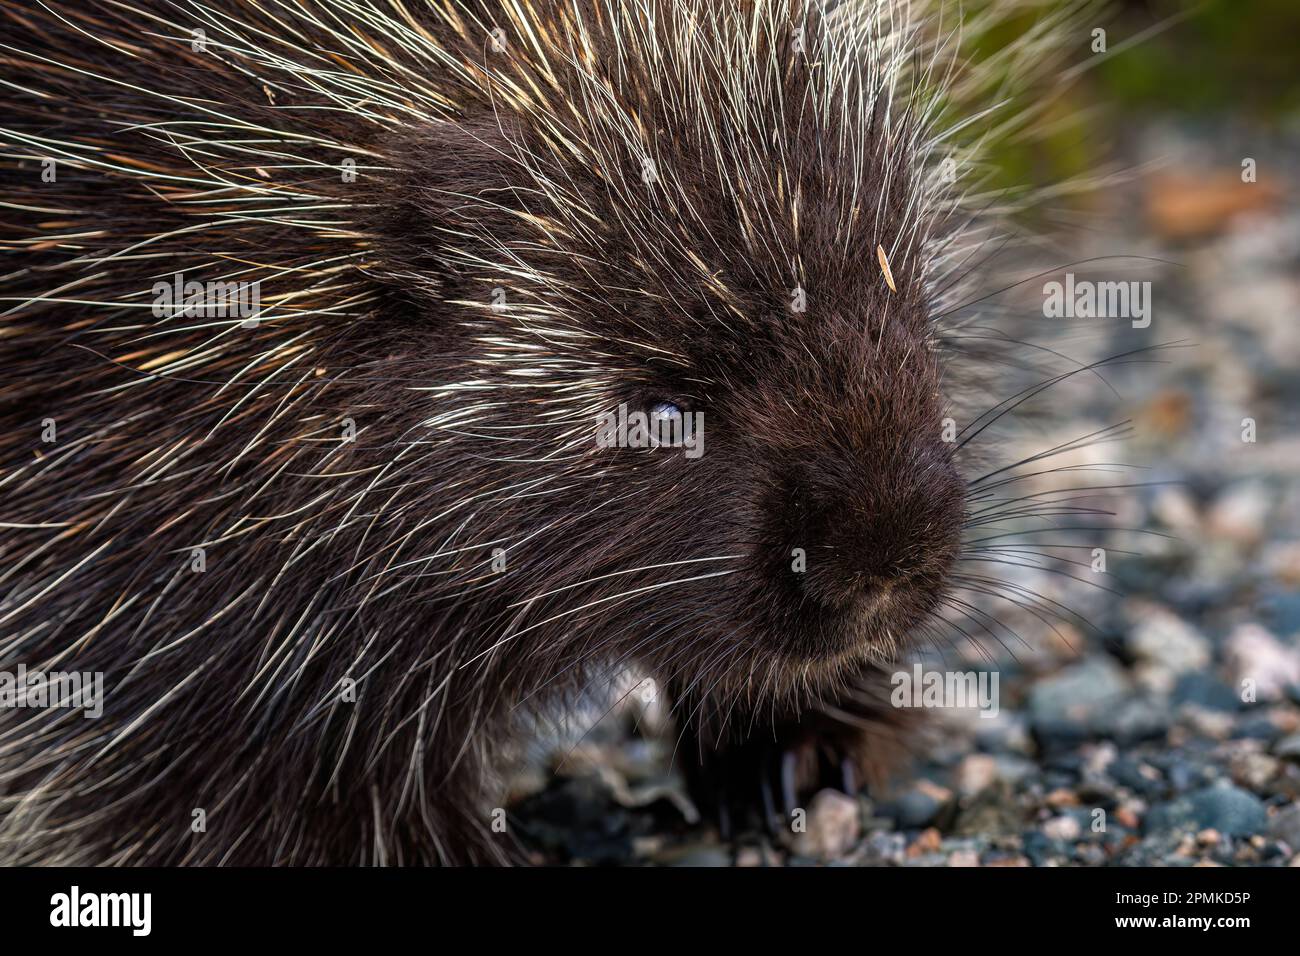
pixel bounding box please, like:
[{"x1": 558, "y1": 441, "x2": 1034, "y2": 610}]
[{"x1": 508, "y1": 123, "x2": 1300, "y2": 867}]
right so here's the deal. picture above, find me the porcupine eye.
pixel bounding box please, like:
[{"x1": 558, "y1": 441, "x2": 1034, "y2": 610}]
[{"x1": 648, "y1": 400, "x2": 691, "y2": 447}]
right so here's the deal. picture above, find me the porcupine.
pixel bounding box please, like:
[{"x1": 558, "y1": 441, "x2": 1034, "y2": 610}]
[{"x1": 0, "y1": 0, "x2": 1102, "y2": 864}]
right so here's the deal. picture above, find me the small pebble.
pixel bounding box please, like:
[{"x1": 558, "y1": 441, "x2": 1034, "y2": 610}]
[
  {"x1": 947, "y1": 849, "x2": 981, "y2": 867},
  {"x1": 1126, "y1": 603, "x2": 1211, "y2": 688},
  {"x1": 1268, "y1": 802, "x2": 1300, "y2": 850},
  {"x1": 790, "y1": 789, "x2": 861, "y2": 860},
  {"x1": 1042, "y1": 815, "x2": 1082, "y2": 842},
  {"x1": 956, "y1": 754, "x2": 998, "y2": 797},
  {"x1": 1206, "y1": 481, "x2": 1270, "y2": 545},
  {"x1": 1115, "y1": 805, "x2": 1142, "y2": 830},
  {"x1": 1046, "y1": 788, "x2": 1080, "y2": 809},
  {"x1": 1226, "y1": 623, "x2": 1300, "y2": 702},
  {"x1": 907, "y1": 827, "x2": 942, "y2": 857}
]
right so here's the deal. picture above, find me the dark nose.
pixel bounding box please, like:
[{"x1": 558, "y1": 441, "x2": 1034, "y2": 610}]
[{"x1": 777, "y1": 444, "x2": 964, "y2": 615}]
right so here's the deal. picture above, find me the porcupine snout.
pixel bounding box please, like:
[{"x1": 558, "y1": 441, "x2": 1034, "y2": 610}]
[
  {"x1": 795, "y1": 447, "x2": 961, "y2": 610},
  {"x1": 755, "y1": 358, "x2": 966, "y2": 653}
]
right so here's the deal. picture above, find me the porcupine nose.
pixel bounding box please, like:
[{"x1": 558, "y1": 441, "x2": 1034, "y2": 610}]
[{"x1": 782, "y1": 440, "x2": 964, "y2": 618}]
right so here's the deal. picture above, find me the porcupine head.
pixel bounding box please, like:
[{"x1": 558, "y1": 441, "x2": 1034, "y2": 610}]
[{"x1": 0, "y1": 1, "x2": 1074, "y2": 864}]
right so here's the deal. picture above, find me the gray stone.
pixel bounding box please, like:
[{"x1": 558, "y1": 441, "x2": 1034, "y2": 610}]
[
  {"x1": 1145, "y1": 785, "x2": 1267, "y2": 837},
  {"x1": 1029, "y1": 657, "x2": 1133, "y2": 744},
  {"x1": 1275, "y1": 733, "x2": 1300, "y2": 760},
  {"x1": 1268, "y1": 802, "x2": 1300, "y2": 851}
]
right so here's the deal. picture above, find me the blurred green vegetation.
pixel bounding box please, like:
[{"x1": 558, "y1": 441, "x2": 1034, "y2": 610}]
[
  {"x1": 1096, "y1": 0, "x2": 1300, "y2": 117},
  {"x1": 959, "y1": 0, "x2": 1300, "y2": 202}
]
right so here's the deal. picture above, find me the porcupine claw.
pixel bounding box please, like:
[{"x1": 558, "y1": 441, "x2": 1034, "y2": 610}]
[
  {"x1": 759, "y1": 759, "x2": 780, "y2": 834},
  {"x1": 716, "y1": 796, "x2": 734, "y2": 843},
  {"x1": 780, "y1": 750, "x2": 799, "y2": 817},
  {"x1": 684, "y1": 717, "x2": 870, "y2": 842},
  {"x1": 839, "y1": 756, "x2": 857, "y2": 797}
]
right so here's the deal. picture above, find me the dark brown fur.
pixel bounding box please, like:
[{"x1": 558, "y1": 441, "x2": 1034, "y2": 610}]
[{"x1": 0, "y1": 0, "x2": 985, "y2": 864}]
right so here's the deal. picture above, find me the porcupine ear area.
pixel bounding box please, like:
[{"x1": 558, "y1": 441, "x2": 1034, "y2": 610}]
[{"x1": 365, "y1": 117, "x2": 533, "y2": 307}]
